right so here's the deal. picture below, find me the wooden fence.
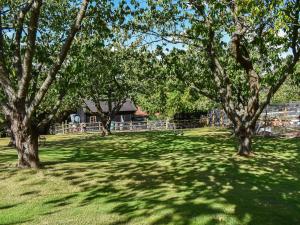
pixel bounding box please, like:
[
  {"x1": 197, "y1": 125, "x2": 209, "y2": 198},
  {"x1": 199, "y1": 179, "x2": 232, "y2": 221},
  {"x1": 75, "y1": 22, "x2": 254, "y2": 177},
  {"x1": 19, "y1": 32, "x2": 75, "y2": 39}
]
[
  {"x1": 52, "y1": 118, "x2": 228, "y2": 135},
  {"x1": 53, "y1": 120, "x2": 177, "y2": 135},
  {"x1": 52, "y1": 116, "x2": 300, "y2": 135}
]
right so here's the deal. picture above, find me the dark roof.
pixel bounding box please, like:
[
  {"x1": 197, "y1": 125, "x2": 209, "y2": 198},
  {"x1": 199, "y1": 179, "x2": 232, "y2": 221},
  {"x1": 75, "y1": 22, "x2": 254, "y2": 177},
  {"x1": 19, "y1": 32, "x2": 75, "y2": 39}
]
[{"x1": 84, "y1": 99, "x2": 137, "y2": 113}]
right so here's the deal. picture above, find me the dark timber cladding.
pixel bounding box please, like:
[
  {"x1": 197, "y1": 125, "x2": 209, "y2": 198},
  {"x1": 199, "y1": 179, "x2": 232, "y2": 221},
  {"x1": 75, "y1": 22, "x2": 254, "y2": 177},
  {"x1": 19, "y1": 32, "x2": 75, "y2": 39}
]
[
  {"x1": 84, "y1": 99, "x2": 137, "y2": 113},
  {"x1": 83, "y1": 99, "x2": 139, "y2": 123}
]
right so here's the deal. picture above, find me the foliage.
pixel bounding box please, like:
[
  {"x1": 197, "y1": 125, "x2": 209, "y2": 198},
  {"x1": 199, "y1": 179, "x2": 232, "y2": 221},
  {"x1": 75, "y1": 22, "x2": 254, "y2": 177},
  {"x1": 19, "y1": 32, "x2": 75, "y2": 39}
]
[
  {"x1": 0, "y1": 0, "x2": 141, "y2": 166},
  {"x1": 78, "y1": 45, "x2": 137, "y2": 103},
  {"x1": 134, "y1": 49, "x2": 216, "y2": 118},
  {"x1": 130, "y1": 0, "x2": 300, "y2": 154},
  {"x1": 0, "y1": 0, "x2": 94, "y2": 114},
  {"x1": 0, "y1": 0, "x2": 92, "y2": 167},
  {"x1": 271, "y1": 79, "x2": 300, "y2": 103},
  {"x1": 74, "y1": 40, "x2": 143, "y2": 134}
]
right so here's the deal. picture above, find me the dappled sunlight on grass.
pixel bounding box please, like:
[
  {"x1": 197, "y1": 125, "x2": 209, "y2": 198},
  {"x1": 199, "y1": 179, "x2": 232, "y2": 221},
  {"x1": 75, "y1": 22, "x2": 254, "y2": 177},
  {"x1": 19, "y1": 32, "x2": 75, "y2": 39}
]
[{"x1": 0, "y1": 128, "x2": 300, "y2": 225}]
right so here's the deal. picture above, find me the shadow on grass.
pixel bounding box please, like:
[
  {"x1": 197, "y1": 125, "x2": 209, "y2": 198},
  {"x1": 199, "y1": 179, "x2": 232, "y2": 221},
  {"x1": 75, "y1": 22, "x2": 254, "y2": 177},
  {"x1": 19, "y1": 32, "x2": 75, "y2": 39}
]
[
  {"x1": 0, "y1": 220, "x2": 33, "y2": 225},
  {"x1": 1, "y1": 130, "x2": 300, "y2": 225},
  {"x1": 43, "y1": 131, "x2": 300, "y2": 225},
  {"x1": 0, "y1": 204, "x2": 19, "y2": 210}
]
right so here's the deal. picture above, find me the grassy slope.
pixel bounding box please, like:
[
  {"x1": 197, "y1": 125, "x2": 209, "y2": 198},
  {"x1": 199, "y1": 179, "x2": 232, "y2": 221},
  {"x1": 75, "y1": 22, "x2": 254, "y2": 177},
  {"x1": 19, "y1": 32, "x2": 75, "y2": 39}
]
[{"x1": 0, "y1": 128, "x2": 300, "y2": 225}]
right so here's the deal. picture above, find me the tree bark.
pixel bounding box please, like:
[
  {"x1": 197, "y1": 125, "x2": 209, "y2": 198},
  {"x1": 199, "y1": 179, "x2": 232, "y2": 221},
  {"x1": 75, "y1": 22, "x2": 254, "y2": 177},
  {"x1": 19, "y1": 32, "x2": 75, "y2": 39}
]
[
  {"x1": 101, "y1": 117, "x2": 112, "y2": 136},
  {"x1": 11, "y1": 119, "x2": 40, "y2": 168},
  {"x1": 235, "y1": 125, "x2": 255, "y2": 156},
  {"x1": 237, "y1": 133, "x2": 252, "y2": 156},
  {"x1": 104, "y1": 119, "x2": 112, "y2": 135}
]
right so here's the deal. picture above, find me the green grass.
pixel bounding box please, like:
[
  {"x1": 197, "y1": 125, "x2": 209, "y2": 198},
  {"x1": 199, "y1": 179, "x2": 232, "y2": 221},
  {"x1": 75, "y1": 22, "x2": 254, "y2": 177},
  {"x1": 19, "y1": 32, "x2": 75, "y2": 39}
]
[{"x1": 0, "y1": 128, "x2": 300, "y2": 225}]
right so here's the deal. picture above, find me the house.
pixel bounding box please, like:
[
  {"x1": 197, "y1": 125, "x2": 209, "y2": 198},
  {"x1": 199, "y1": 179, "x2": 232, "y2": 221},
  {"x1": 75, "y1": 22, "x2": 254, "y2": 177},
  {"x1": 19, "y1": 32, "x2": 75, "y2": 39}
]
[
  {"x1": 76, "y1": 99, "x2": 148, "y2": 123},
  {"x1": 134, "y1": 106, "x2": 149, "y2": 121}
]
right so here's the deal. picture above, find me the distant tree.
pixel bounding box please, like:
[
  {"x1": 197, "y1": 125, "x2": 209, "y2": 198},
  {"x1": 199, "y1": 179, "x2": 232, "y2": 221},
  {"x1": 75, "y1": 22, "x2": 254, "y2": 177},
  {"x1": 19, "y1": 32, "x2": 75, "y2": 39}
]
[
  {"x1": 78, "y1": 45, "x2": 139, "y2": 135},
  {"x1": 136, "y1": 0, "x2": 300, "y2": 155},
  {"x1": 135, "y1": 49, "x2": 216, "y2": 118},
  {"x1": 271, "y1": 79, "x2": 300, "y2": 104},
  {"x1": 74, "y1": 2, "x2": 144, "y2": 135}
]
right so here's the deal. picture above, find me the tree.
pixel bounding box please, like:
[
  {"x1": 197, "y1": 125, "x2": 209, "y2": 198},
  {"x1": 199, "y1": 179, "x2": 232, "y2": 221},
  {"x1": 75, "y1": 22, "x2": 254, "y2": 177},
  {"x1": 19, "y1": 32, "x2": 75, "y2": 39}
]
[
  {"x1": 271, "y1": 78, "x2": 300, "y2": 103},
  {"x1": 135, "y1": 0, "x2": 300, "y2": 155},
  {"x1": 134, "y1": 49, "x2": 216, "y2": 118},
  {"x1": 0, "y1": 0, "x2": 90, "y2": 168},
  {"x1": 78, "y1": 45, "x2": 139, "y2": 135}
]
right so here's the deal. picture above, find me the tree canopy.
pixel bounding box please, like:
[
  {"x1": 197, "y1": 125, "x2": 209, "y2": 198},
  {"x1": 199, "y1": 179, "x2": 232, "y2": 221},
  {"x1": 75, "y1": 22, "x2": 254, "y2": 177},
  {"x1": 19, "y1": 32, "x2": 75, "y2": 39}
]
[{"x1": 0, "y1": 0, "x2": 299, "y2": 167}]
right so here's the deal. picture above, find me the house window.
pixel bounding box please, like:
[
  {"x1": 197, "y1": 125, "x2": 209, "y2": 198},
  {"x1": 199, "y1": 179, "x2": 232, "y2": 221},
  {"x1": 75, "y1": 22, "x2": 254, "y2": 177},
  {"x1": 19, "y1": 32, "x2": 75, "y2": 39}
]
[{"x1": 89, "y1": 116, "x2": 97, "y2": 123}]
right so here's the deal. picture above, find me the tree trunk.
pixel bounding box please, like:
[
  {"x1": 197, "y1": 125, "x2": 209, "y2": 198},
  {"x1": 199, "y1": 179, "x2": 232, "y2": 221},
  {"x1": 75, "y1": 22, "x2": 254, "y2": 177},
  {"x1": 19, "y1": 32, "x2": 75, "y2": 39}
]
[
  {"x1": 236, "y1": 126, "x2": 255, "y2": 156},
  {"x1": 100, "y1": 115, "x2": 111, "y2": 136},
  {"x1": 12, "y1": 121, "x2": 40, "y2": 168},
  {"x1": 100, "y1": 116, "x2": 112, "y2": 136},
  {"x1": 237, "y1": 133, "x2": 252, "y2": 156},
  {"x1": 104, "y1": 119, "x2": 112, "y2": 135}
]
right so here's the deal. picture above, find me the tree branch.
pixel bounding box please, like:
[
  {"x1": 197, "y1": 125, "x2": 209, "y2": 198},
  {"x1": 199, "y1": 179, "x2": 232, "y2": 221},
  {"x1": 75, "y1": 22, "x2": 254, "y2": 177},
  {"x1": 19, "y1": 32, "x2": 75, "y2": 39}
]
[
  {"x1": 112, "y1": 97, "x2": 127, "y2": 116},
  {"x1": 205, "y1": 22, "x2": 238, "y2": 121},
  {"x1": 291, "y1": 0, "x2": 300, "y2": 58},
  {"x1": 0, "y1": 8, "x2": 16, "y2": 101},
  {"x1": 0, "y1": 62, "x2": 16, "y2": 101},
  {"x1": 26, "y1": 0, "x2": 90, "y2": 122},
  {"x1": 251, "y1": 0, "x2": 300, "y2": 125},
  {"x1": 1, "y1": 103, "x2": 12, "y2": 116},
  {"x1": 252, "y1": 60, "x2": 299, "y2": 125},
  {"x1": 37, "y1": 89, "x2": 66, "y2": 128},
  {"x1": 0, "y1": 8, "x2": 5, "y2": 61},
  {"x1": 18, "y1": 0, "x2": 42, "y2": 100},
  {"x1": 13, "y1": 0, "x2": 34, "y2": 80},
  {"x1": 28, "y1": 63, "x2": 43, "y2": 103},
  {"x1": 188, "y1": 82, "x2": 220, "y2": 102},
  {"x1": 230, "y1": 0, "x2": 260, "y2": 118}
]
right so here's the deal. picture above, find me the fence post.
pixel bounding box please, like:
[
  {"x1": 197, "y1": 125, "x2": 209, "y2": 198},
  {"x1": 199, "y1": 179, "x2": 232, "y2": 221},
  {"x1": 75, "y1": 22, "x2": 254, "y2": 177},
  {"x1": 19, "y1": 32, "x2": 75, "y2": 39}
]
[
  {"x1": 166, "y1": 119, "x2": 169, "y2": 130},
  {"x1": 65, "y1": 120, "x2": 68, "y2": 133},
  {"x1": 98, "y1": 122, "x2": 101, "y2": 132},
  {"x1": 220, "y1": 114, "x2": 224, "y2": 127},
  {"x1": 130, "y1": 121, "x2": 133, "y2": 131},
  {"x1": 62, "y1": 122, "x2": 65, "y2": 134}
]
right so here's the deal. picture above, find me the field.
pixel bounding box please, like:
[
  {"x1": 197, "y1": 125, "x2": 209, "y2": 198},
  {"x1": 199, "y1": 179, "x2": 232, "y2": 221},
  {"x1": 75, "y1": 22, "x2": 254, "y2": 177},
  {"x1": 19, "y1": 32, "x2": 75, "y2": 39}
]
[{"x1": 0, "y1": 128, "x2": 300, "y2": 225}]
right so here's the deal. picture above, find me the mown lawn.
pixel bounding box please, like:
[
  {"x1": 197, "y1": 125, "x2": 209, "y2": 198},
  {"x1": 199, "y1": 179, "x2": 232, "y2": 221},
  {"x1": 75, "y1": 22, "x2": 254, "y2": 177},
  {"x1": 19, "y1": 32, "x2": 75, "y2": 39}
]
[{"x1": 0, "y1": 128, "x2": 300, "y2": 225}]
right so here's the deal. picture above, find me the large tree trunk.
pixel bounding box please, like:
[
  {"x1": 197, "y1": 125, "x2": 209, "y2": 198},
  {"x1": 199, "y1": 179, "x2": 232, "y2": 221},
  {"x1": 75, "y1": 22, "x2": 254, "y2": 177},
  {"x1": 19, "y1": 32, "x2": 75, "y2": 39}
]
[
  {"x1": 12, "y1": 120, "x2": 40, "y2": 168},
  {"x1": 237, "y1": 132, "x2": 252, "y2": 156},
  {"x1": 235, "y1": 125, "x2": 255, "y2": 156}
]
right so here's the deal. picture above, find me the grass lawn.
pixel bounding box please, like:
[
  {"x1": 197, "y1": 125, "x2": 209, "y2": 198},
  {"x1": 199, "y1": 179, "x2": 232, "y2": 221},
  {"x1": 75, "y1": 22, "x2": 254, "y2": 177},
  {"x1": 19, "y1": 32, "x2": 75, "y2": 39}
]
[{"x1": 0, "y1": 128, "x2": 300, "y2": 225}]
